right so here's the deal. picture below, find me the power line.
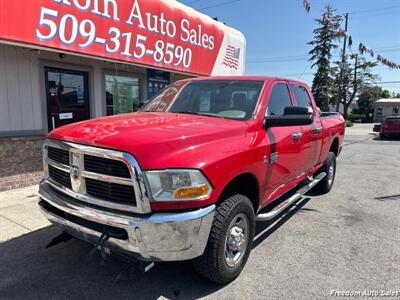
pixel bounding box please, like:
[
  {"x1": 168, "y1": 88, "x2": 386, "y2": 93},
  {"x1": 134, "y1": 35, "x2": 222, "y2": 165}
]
[
  {"x1": 198, "y1": 0, "x2": 240, "y2": 10},
  {"x1": 351, "y1": 9, "x2": 400, "y2": 20},
  {"x1": 246, "y1": 47, "x2": 400, "y2": 64},
  {"x1": 185, "y1": 0, "x2": 204, "y2": 5},
  {"x1": 349, "y1": 5, "x2": 400, "y2": 15}
]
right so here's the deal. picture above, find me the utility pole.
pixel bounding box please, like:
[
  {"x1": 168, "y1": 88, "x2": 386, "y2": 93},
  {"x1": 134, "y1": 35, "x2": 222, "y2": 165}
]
[{"x1": 336, "y1": 12, "x2": 349, "y2": 113}]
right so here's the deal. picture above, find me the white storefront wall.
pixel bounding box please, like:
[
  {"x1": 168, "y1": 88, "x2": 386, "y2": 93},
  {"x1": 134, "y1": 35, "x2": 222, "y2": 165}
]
[{"x1": 0, "y1": 43, "x2": 190, "y2": 136}]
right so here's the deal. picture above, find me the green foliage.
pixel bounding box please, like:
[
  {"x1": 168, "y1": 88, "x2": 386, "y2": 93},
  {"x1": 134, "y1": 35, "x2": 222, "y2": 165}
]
[
  {"x1": 381, "y1": 90, "x2": 391, "y2": 98},
  {"x1": 356, "y1": 86, "x2": 382, "y2": 121},
  {"x1": 348, "y1": 113, "x2": 368, "y2": 123},
  {"x1": 308, "y1": 5, "x2": 341, "y2": 111},
  {"x1": 345, "y1": 120, "x2": 353, "y2": 127},
  {"x1": 332, "y1": 53, "x2": 378, "y2": 118}
]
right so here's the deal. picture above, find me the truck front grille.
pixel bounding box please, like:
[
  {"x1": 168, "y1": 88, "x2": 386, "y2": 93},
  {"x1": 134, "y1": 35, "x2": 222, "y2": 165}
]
[
  {"x1": 43, "y1": 141, "x2": 144, "y2": 212},
  {"x1": 48, "y1": 165, "x2": 72, "y2": 189},
  {"x1": 86, "y1": 178, "x2": 136, "y2": 204},
  {"x1": 84, "y1": 155, "x2": 131, "y2": 178},
  {"x1": 48, "y1": 146, "x2": 69, "y2": 165}
]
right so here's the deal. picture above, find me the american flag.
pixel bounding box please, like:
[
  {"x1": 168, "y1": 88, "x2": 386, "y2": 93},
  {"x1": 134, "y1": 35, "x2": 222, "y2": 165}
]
[{"x1": 222, "y1": 45, "x2": 240, "y2": 70}]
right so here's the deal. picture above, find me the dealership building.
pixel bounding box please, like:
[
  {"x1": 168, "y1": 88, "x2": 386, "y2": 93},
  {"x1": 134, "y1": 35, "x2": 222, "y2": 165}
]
[{"x1": 0, "y1": 0, "x2": 245, "y2": 191}]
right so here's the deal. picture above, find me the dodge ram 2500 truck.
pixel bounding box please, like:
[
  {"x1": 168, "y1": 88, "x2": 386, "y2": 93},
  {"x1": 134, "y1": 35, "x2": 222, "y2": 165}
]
[{"x1": 38, "y1": 77, "x2": 345, "y2": 284}]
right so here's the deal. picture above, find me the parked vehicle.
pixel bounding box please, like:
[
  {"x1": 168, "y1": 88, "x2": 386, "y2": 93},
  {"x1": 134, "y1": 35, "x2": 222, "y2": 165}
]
[
  {"x1": 38, "y1": 77, "x2": 345, "y2": 284},
  {"x1": 373, "y1": 123, "x2": 381, "y2": 132},
  {"x1": 380, "y1": 116, "x2": 400, "y2": 139}
]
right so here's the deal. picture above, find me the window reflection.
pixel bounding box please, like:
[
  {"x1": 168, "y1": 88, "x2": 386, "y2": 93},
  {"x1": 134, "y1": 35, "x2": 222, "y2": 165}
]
[{"x1": 105, "y1": 74, "x2": 141, "y2": 115}]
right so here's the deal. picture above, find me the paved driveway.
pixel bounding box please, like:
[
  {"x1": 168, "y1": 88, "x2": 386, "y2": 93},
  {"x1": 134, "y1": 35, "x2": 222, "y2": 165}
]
[{"x1": 1, "y1": 125, "x2": 399, "y2": 299}]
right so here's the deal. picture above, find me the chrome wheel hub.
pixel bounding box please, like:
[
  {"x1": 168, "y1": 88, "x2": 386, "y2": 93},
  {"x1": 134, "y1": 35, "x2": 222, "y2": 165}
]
[
  {"x1": 328, "y1": 160, "x2": 335, "y2": 185},
  {"x1": 224, "y1": 213, "x2": 249, "y2": 267},
  {"x1": 227, "y1": 226, "x2": 245, "y2": 251}
]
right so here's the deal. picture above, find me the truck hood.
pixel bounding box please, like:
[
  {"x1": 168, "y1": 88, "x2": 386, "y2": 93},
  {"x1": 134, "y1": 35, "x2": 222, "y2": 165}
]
[{"x1": 48, "y1": 112, "x2": 249, "y2": 169}]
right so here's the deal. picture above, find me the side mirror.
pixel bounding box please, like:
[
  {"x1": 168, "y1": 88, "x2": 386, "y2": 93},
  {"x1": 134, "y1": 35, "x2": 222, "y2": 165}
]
[
  {"x1": 284, "y1": 106, "x2": 313, "y2": 115},
  {"x1": 264, "y1": 106, "x2": 314, "y2": 128}
]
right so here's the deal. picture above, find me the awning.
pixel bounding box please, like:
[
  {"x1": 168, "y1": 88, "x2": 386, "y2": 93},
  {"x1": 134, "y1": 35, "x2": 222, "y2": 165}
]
[{"x1": 0, "y1": 0, "x2": 245, "y2": 76}]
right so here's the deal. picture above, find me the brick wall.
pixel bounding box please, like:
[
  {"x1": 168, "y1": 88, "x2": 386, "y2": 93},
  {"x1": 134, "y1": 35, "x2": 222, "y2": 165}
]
[{"x1": 0, "y1": 136, "x2": 45, "y2": 191}]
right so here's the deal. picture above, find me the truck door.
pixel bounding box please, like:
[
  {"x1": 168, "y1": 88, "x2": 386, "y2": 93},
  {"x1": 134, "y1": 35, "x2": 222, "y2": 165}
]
[
  {"x1": 263, "y1": 82, "x2": 302, "y2": 202},
  {"x1": 290, "y1": 84, "x2": 323, "y2": 172}
]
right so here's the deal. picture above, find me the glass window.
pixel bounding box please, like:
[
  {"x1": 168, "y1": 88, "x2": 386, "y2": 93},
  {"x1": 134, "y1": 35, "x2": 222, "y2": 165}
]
[
  {"x1": 292, "y1": 85, "x2": 313, "y2": 109},
  {"x1": 393, "y1": 106, "x2": 399, "y2": 115},
  {"x1": 385, "y1": 117, "x2": 400, "y2": 123},
  {"x1": 45, "y1": 67, "x2": 90, "y2": 131},
  {"x1": 266, "y1": 83, "x2": 292, "y2": 116},
  {"x1": 377, "y1": 107, "x2": 383, "y2": 116},
  {"x1": 141, "y1": 80, "x2": 264, "y2": 121},
  {"x1": 105, "y1": 75, "x2": 141, "y2": 115}
]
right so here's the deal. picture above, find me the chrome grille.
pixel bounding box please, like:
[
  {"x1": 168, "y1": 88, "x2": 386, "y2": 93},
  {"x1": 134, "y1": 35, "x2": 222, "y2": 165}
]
[
  {"x1": 86, "y1": 178, "x2": 135, "y2": 204},
  {"x1": 48, "y1": 147, "x2": 69, "y2": 165},
  {"x1": 84, "y1": 155, "x2": 130, "y2": 178},
  {"x1": 48, "y1": 165, "x2": 72, "y2": 189},
  {"x1": 43, "y1": 140, "x2": 151, "y2": 213}
]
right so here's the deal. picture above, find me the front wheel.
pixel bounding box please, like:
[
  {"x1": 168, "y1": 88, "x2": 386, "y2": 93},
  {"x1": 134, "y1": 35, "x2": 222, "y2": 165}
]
[
  {"x1": 193, "y1": 194, "x2": 255, "y2": 284},
  {"x1": 315, "y1": 151, "x2": 336, "y2": 194}
]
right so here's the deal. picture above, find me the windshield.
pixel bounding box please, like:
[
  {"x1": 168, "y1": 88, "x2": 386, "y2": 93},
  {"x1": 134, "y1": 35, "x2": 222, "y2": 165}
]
[
  {"x1": 385, "y1": 117, "x2": 400, "y2": 123},
  {"x1": 140, "y1": 80, "x2": 264, "y2": 121}
]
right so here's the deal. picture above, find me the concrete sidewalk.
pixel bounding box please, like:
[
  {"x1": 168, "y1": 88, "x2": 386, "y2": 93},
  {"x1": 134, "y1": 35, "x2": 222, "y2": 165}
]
[
  {"x1": 345, "y1": 123, "x2": 376, "y2": 136},
  {"x1": 0, "y1": 185, "x2": 50, "y2": 243}
]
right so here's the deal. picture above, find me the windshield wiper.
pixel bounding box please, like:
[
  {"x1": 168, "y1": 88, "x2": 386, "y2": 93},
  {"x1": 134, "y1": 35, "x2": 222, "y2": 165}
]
[{"x1": 173, "y1": 111, "x2": 202, "y2": 116}]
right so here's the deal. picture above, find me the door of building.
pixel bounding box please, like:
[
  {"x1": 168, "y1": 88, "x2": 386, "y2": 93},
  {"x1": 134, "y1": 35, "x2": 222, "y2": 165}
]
[{"x1": 45, "y1": 67, "x2": 90, "y2": 131}]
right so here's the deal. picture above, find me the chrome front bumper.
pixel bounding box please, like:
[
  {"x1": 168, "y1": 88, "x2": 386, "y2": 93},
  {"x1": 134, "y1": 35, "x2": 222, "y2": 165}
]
[{"x1": 38, "y1": 181, "x2": 215, "y2": 261}]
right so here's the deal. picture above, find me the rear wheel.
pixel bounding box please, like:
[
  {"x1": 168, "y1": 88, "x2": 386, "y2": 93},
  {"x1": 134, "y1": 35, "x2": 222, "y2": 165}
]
[
  {"x1": 193, "y1": 194, "x2": 255, "y2": 284},
  {"x1": 315, "y1": 152, "x2": 336, "y2": 194}
]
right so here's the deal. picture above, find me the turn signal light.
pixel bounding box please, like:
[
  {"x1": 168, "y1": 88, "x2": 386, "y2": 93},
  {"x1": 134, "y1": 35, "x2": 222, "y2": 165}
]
[{"x1": 174, "y1": 185, "x2": 210, "y2": 200}]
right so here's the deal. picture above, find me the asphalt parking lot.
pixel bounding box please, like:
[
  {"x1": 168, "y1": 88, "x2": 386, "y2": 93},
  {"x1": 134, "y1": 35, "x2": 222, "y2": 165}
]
[{"x1": 1, "y1": 124, "x2": 399, "y2": 299}]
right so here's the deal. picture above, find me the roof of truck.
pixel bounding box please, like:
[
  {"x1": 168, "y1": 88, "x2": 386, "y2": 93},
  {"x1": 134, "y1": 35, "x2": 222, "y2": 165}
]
[{"x1": 188, "y1": 76, "x2": 308, "y2": 85}]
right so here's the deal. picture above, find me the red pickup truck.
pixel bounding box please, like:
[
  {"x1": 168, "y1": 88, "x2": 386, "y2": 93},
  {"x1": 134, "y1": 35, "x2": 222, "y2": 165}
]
[{"x1": 38, "y1": 77, "x2": 344, "y2": 284}]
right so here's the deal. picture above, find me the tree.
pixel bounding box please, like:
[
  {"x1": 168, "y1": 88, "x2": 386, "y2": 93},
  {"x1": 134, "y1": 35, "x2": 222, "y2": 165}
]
[
  {"x1": 357, "y1": 86, "x2": 382, "y2": 121},
  {"x1": 381, "y1": 90, "x2": 391, "y2": 98},
  {"x1": 308, "y1": 6, "x2": 341, "y2": 111},
  {"x1": 332, "y1": 54, "x2": 378, "y2": 119}
]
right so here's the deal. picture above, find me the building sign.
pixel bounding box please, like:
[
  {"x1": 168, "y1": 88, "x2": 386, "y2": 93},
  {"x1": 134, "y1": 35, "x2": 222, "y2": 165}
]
[
  {"x1": 147, "y1": 69, "x2": 170, "y2": 100},
  {"x1": 0, "y1": 0, "x2": 245, "y2": 76}
]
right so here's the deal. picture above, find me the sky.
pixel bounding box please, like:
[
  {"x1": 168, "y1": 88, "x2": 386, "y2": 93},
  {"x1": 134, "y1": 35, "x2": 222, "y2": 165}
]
[{"x1": 180, "y1": 0, "x2": 400, "y2": 93}]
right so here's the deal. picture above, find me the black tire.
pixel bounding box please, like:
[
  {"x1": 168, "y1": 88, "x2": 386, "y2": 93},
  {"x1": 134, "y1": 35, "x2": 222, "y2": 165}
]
[
  {"x1": 315, "y1": 152, "x2": 336, "y2": 194},
  {"x1": 193, "y1": 194, "x2": 255, "y2": 284}
]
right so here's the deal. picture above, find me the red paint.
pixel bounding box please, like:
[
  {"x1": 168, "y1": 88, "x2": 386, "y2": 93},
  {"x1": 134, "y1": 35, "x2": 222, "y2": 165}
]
[
  {"x1": 48, "y1": 76, "x2": 345, "y2": 211},
  {"x1": 0, "y1": 0, "x2": 225, "y2": 76}
]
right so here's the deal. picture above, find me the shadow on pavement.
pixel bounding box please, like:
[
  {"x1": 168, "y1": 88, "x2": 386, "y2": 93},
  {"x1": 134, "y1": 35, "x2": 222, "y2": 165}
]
[
  {"x1": 374, "y1": 194, "x2": 400, "y2": 201},
  {"x1": 0, "y1": 226, "x2": 221, "y2": 299},
  {"x1": 0, "y1": 197, "x2": 316, "y2": 299},
  {"x1": 253, "y1": 197, "x2": 312, "y2": 249}
]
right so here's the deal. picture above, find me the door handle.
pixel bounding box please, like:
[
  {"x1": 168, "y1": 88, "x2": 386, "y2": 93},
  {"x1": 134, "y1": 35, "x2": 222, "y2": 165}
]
[
  {"x1": 292, "y1": 132, "x2": 302, "y2": 142},
  {"x1": 312, "y1": 127, "x2": 323, "y2": 135}
]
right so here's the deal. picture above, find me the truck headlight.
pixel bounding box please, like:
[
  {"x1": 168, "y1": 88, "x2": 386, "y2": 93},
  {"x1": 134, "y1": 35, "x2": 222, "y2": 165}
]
[{"x1": 145, "y1": 169, "x2": 212, "y2": 202}]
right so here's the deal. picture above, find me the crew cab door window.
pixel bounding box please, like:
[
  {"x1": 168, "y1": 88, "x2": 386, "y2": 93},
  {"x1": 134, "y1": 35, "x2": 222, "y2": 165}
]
[
  {"x1": 291, "y1": 85, "x2": 313, "y2": 113},
  {"x1": 262, "y1": 83, "x2": 301, "y2": 205},
  {"x1": 291, "y1": 84, "x2": 322, "y2": 171},
  {"x1": 266, "y1": 83, "x2": 293, "y2": 116}
]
